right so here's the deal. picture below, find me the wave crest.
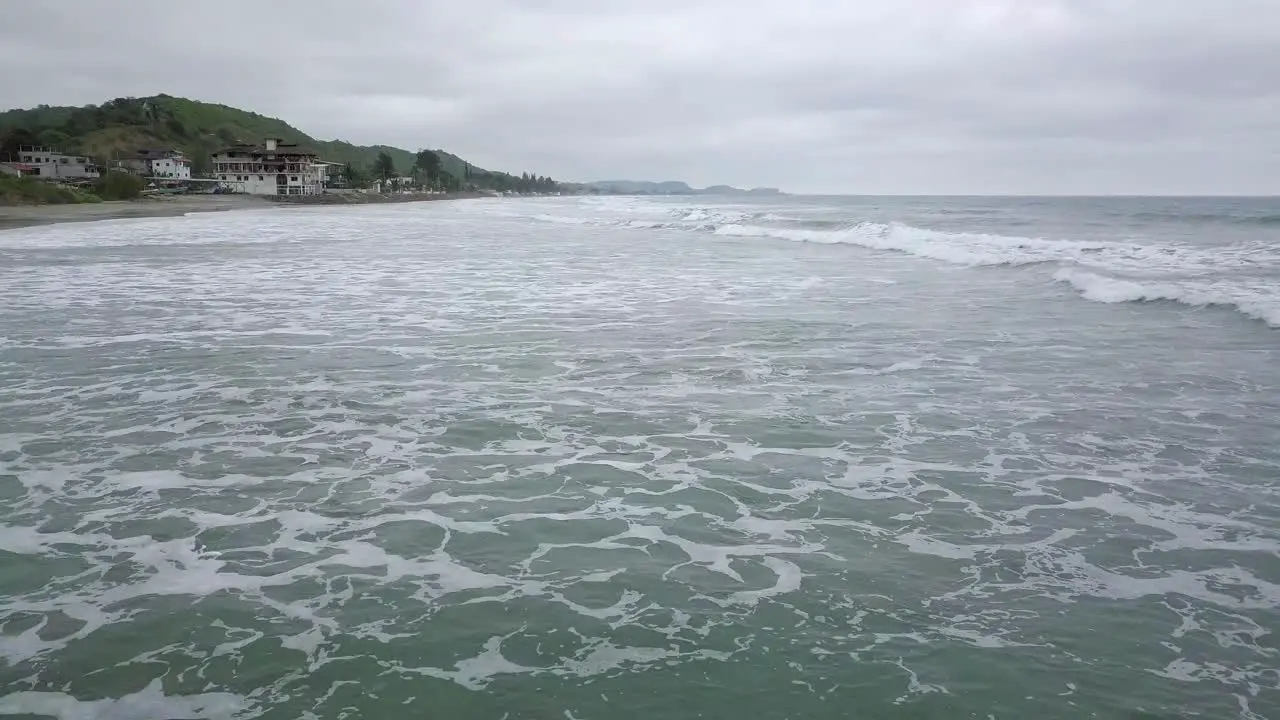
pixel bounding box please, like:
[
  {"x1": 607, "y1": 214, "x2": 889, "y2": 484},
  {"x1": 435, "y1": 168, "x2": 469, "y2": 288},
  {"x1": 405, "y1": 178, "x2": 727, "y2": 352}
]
[
  {"x1": 1054, "y1": 268, "x2": 1280, "y2": 327},
  {"x1": 490, "y1": 198, "x2": 1280, "y2": 328},
  {"x1": 712, "y1": 221, "x2": 1110, "y2": 267}
]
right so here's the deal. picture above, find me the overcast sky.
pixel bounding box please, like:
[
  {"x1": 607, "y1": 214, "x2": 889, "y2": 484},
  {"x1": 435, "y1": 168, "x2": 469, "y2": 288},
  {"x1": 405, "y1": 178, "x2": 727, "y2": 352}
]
[{"x1": 2, "y1": 1, "x2": 1278, "y2": 194}]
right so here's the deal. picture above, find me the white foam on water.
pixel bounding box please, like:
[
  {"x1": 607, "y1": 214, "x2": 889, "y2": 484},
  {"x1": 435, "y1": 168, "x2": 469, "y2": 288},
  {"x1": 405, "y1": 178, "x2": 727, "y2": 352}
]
[
  {"x1": 707, "y1": 217, "x2": 1280, "y2": 326},
  {"x1": 437, "y1": 634, "x2": 538, "y2": 690},
  {"x1": 728, "y1": 556, "x2": 804, "y2": 606},
  {"x1": 713, "y1": 220, "x2": 1112, "y2": 267},
  {"x1": 459, "y1": 195, "x2": 1280, "y2": 328},
  {"x1": 534, "y1": 214, "x2": 593, "y2": 225},
  {"x1": 0, "y1": 680, "x2": 248, "y2": 720},
  {"x1": 1054, "y1": 267, "x2": 1280, "y2": 327},
  {"x1": 1, "y1": 197, "x2": 1277, "y2": 716}
]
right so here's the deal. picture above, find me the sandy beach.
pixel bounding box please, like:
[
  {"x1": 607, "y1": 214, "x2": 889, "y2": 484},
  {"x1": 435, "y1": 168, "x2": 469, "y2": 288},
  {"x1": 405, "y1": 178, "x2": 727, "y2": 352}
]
[
  {"x1": 0, "y1": 192, "x2": 490, "y2": 231},
  {"x1": 0, "y1": 195, "x2": 272, "y2": 231}
]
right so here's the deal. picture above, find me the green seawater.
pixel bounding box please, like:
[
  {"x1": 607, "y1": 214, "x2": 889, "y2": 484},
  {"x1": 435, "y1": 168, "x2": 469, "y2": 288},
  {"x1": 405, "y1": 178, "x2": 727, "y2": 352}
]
[{"x1": 1, "y1": 195, "x2": 1278, "y2": 718}]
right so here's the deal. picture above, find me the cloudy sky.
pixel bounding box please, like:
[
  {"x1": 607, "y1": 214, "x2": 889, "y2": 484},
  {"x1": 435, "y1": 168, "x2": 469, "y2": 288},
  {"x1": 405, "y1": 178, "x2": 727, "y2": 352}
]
[{"x1": 2, "y1": 0, "x2": 1278, "y2": 194}]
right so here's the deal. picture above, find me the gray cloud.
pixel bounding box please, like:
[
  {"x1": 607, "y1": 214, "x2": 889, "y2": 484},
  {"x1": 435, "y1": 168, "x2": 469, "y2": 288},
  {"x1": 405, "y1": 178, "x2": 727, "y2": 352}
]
[{"x1": 2, "y1": 0, "x2": 1278, "y2": 193}]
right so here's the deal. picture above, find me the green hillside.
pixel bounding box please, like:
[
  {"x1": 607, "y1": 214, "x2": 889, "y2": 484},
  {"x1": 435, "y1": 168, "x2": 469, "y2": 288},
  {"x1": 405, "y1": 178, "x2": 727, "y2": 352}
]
[{"x1": 0, "y1": 94, "x2": 484, "y2": 181}]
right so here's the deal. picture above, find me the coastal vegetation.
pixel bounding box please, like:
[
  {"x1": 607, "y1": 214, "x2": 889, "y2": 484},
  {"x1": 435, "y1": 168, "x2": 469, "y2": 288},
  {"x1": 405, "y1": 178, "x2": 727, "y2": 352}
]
[
  {"x1": 0, "y1": 96, "x2": 769, "y2": 201},
  {"x1": 0, "y1": 176, "x2": 101, "y2": 205},
  {"x1": 0, "y1": 170, "x2": 147, "y2": 205},
  {"x1": 94, "y1": 171, "x2": 145, "y2": 200},
  {"x1": 0, "y1": 95, "x2": 565, "y2": 194},
  {"x1": 373, "y1": 152, "x2": 396, "y2": 182}
]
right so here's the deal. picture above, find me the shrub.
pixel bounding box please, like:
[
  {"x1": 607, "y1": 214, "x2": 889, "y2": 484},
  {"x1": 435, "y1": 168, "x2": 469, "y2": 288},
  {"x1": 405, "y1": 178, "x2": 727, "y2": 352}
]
[
  {"x1": 94, "y1": 170, "x2": 145, "y2": 200},
  {"x1": 0, "y1": 176, "x2": 100, "y2": 205}
]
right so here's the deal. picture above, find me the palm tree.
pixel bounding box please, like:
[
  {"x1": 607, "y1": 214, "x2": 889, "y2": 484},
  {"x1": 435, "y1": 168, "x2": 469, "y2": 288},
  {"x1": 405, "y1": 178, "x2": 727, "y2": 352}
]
[
  {"x1": 415, "y1": 150, "x2": 442, "y2": 189},
  {"x1": 373, "y1": 152, "x2": 395, "y2": 181}
]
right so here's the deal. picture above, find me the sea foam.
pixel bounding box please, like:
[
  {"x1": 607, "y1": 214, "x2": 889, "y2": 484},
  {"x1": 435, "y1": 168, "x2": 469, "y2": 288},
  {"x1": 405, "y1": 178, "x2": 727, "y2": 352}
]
[
  {"x1": 1053, "y1": 267, "x2": 1280, "y2": 327},
  {"x1": 509, "y1": 198, "x2": 1279, "y2": 327}
]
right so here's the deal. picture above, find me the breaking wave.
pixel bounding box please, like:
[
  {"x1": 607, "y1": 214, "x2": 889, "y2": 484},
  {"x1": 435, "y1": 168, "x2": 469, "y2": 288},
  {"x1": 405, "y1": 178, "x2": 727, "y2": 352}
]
[
  {"x1": 707, "y1": 220, "x2": 1279, "y2": 326},
  {"x1": 711, "y1": 221, "x2": 1111, "y2": 267},
  {"x1": 511, "y1": 201, "x2": 1280, "y2": 328},
  {"x1": 1053, "y1": 268, "x2": 1280, "y2": 327}
]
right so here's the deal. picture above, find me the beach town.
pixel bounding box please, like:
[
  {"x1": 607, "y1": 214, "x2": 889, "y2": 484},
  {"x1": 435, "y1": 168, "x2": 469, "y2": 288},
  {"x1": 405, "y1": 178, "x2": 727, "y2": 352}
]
[
  {"x1": 1, "y1": 137, "x2": 523, "y2": 198},
  {"x1": 0, "y1": 130, "x2": 565, "y2": 229}
]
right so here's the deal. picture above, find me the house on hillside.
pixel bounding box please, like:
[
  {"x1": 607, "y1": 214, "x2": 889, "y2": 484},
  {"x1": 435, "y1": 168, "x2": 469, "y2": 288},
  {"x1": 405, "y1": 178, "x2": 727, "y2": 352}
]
[
  {"x1": 117, "y1": 149, "x2": 191, "y2": 180},
  {"x1": 9, "y1": 147, "x2": 100, "y2": 180},
  {"x1": 371, "y1": 176, "x2": 414, "y2": 193},
  {"x1": 210, "y1": 138, "x2": 321, "y2": 196}
]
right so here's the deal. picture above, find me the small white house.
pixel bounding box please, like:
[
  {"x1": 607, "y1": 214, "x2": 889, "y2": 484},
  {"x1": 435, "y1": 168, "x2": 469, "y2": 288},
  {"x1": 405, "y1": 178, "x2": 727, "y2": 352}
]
[
  {"x1": 371, "y1": 176, "x2": 415, "y2": 193},
  {"x1": 118, "y1": 149, "x2": 191, "y2": 180},
  {"x1": 14, "y1": 147, "x2": 100, "y2": 179},
  {"x1": 148, "y1": 153, "x2": 191, "y2": 180}
]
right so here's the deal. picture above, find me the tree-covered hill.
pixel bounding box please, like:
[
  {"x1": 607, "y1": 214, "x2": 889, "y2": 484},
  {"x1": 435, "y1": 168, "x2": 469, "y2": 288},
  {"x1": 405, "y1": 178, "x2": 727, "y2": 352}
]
[{"x1": 0, "y1": 94, "x2": 543, "y2": 189}]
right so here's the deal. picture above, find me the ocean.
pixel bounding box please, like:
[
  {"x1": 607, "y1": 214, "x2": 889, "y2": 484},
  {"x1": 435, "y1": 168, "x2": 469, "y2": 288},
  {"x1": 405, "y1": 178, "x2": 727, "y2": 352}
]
[{"x1": 0, "y1": 194, "x2": 1277, "y2": 719}]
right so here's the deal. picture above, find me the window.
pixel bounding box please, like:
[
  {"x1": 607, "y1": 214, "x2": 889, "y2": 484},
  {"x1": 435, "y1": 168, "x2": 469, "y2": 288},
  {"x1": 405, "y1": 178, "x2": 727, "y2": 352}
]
[
  {"x1": 290, "y1": 176, "x2": 298, "y2": 181},
  {"x1": 20, "y1": 156, "x2": 30, "y2": 162},
  {"x1": 258, "y1": 175, "x2": 264, "y2": 181},
  {"x1": 220, "y1": 175, "x2": 226, "y2": 180}
]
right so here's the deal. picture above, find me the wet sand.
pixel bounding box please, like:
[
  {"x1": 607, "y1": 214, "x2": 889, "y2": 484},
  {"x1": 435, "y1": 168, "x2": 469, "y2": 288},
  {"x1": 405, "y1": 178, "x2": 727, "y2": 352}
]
[
  {"x1": 0, "y1": 192, "x2": 491, "y2": 231},
  {"x1": 0, "y1": 195, "x2": 273, "y2": 231}
]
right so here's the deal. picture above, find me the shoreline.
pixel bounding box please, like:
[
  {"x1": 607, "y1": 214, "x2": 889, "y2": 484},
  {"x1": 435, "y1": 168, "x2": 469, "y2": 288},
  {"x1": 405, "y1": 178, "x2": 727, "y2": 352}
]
[
  {"x1": 0, "y1": 191, "x2": 490, "y2": 231},
  {"x1": 272, "y1": 190, "x2": 489, "y2": 206}
]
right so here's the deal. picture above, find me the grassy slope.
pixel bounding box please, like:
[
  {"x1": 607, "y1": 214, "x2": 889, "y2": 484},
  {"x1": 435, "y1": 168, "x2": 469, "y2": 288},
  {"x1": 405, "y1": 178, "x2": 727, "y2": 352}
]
[
  {"x1": 157, "y1": 97, "x2": 477, "y2": 177},
  {"x1": 0, "y1": 176, "x2": 101, "y2": 204},
  {"x1": 0, "y1": 95, "x2": 476, "y2": 178}
]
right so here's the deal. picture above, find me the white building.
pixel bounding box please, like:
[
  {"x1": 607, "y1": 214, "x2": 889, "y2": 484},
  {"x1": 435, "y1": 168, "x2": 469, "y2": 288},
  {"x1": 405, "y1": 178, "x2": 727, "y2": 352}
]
[
  {"x1": 313, "y1": 161, "x2": 345, "y2": 188},
  {"x1": 371, "y1": 176, "x2": 415, "y2": 193},
  {"x1": 210, "y1": 138, "x2": 321, "y2": 196},
  {"x1": 119, "y1": 149, "x2": 191, "y2": 180},
  {"x1": 13, "y1": 147, "x2": 100, "y2": 180}
]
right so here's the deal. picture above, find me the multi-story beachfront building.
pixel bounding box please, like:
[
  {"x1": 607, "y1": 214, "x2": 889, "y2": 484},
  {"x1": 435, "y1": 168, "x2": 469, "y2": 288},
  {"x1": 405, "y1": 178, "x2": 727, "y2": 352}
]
[
  {"x1": 210, "y1": 138, "x2": 321, "y2": 195},
  {"x1": 10, "y1": 147, "x2": 100, "y2": 180}
]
